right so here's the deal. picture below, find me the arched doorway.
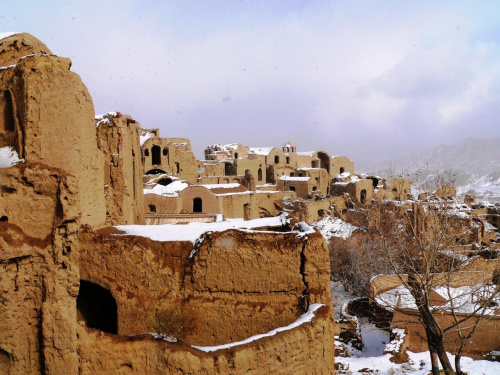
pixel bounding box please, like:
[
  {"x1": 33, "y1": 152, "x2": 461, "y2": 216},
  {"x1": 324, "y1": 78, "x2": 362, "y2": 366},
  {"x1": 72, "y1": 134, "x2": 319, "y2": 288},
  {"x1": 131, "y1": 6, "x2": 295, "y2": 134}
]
[
  {"x1": 77, "y1": 280, "x2": 118, "y2": 334},
  {"x1": 152, "y1": 145, "x2": 161, "y2": 165},
  {"x1": 193, "y1": 197, "x2": 202, "y2": 213}
]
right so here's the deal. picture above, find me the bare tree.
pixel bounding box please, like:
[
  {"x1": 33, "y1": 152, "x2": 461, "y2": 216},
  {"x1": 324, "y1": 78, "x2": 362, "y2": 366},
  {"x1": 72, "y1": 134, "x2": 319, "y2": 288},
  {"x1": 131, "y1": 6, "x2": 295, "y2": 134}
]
[{"x1": 363, "y1": 192, "x2": 500, "y2": 375}]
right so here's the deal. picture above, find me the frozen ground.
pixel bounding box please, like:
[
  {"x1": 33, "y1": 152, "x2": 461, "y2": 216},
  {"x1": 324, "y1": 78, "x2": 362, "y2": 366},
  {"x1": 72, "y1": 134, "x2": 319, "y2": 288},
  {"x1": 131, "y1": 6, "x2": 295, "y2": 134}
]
[
  {"x1": 331, "y1": 282, "x2": 500, "y2": 374},
  {"x1": 336, "y1": 349, "x2": 500, "y2": 375}
]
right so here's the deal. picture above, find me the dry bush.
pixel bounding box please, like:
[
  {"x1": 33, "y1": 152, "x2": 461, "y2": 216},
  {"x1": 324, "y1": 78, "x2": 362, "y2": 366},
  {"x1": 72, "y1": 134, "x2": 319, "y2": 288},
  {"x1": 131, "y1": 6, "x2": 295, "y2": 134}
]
[
  {"x1": 153, "y1": 307, "x2": 197, "y2": 340},
  {"x1": 329, "y1": 233, "x2": 392, "y2": 297}
]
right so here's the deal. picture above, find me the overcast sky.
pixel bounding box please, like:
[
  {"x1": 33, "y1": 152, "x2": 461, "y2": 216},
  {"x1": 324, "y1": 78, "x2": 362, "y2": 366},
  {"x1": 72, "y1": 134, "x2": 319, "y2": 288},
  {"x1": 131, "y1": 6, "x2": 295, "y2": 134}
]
[{"x1": 2, "y1": 1, "x2": 500, "y2": 169}]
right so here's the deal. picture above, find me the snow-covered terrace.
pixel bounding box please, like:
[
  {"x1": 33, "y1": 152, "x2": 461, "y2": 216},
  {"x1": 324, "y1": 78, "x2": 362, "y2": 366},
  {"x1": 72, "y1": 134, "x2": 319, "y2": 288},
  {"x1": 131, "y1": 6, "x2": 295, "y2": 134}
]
[{"x1": 114, "y1": 214, "x2": 314, "y2": 244}]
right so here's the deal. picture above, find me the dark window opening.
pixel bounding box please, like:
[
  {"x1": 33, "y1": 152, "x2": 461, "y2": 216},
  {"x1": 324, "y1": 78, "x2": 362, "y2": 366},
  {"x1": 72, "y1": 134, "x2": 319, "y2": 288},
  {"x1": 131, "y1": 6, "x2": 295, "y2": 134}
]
[
  {"x1": 144, "y1": 149, "x2": 149, "y2": 157},
  {"x1": 1, "y1": 90, "x2": 15, "y2": 132},
  {"x1": 146, "y1": 169, "x2": 167, "y2": 175},
  {"x1": 149, "y1": 204, "x2": 156, "y2": 213},
  {"x1": 258, "y1": 168, "x2": 263, "y2": 181},
  {"x1": 274, "y1": 155, "x2": 279, "y2": 164},
  {"x1": 193, "y1": 197, "x2": 202, "y2": 213},
  {"x1": 163, "y1": 148, "x2": 168, "y2": 156},
  {"x1": 224, "y1": 162, "x2": 236, "y2": 176},
  {"x1": 290, "y1": 172, "x2": 294, "y2": 177},
  {"x1": 370, "y1": 177, "x2": 379, "y2": 189},
  {"x1": 360, "y1": 189, "x2": 367, "y2": 204},
  {"x1": 298, "y1": 172, "x2": 303, "y2": 177},
  {"x1": 290, "y1": 186, "x2": 296, "y2": 192},
  {"x1": 157, "y1": 178, "x2": 172, "y2": 186},
  {"x1": 234, "y1": 152, "x2": 239, "y2": 159},
  {"x1": 152, "y1": 145, "x2": 161, "y2": 165},
  {"x1": 0, "y1": 216, "x2": 7, "y2": 222},
  {"x1": 312, "y1": 186, "x2": 317, "y2": 191},
  {"x1": 77, "y1": 280, "x2": 118, "y2": 334},
  {"x1": 340, "y1": 167, "x2": 345, "y2": 174},
  {"x1": 318, "y1": 209, "x2": 325, "y2": 217},
  {"x1": 286, "y1": 157, "x2": 290, "y2": 164},
  {"x1": 326, "y1": 187, "x2": 329, "y2": 195},
  {"x1": 176, "y1": 162, "x2": 180, "y2": 174}
]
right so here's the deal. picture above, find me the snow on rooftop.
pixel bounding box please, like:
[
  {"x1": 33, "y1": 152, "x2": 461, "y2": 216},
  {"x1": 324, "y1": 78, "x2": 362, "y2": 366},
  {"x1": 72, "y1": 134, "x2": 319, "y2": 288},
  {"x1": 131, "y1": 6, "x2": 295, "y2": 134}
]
[
  {"x1": 143, "y1": 180, "x2": 189, "y2": 197},
  {"x1": 202, "y1": 183, "x2": 242, "y2": 190},
  {"x1": 192, "y1": 303, "x2": 324, "y2": 352},
  {"x1": 140, "y1": 130, "x2": 154, "y2": 146},
  {"x1": 95, "y1": 112, "x2": 118, "y2": 128},
  {"x1": 335, "y1": 171, "x2": 352, "y2": 179},
  {"x1": 376, "y1": 284, "x2": 500, "y2": 315},
  {"x1": 249, "y1": 147, "x2": 274, "y2": 156},
  {"x1": 114, "y1": 214, "x2": 290, "y2": 244},
  {"x1": 313, "y1": 216, "x2": 358, "y2": 241},
  {"x1": 297, "y1": 151, "x2": 316, "y2": 157},
  {"x1": 0, "y1": 32, "x2": 20, "y2": 40},
  {"x1": 0, "y1": 147, "x2": 24, "y2": 168},
  {"x1": 279, "y1": 176, "x2": 310, "y2": 181}
]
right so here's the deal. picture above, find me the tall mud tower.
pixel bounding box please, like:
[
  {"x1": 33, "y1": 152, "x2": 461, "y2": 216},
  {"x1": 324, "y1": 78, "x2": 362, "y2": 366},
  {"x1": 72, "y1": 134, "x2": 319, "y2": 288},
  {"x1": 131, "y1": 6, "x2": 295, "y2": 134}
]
[{"x1": 0, "y1": 33, "x2": 105, "y2": 227}]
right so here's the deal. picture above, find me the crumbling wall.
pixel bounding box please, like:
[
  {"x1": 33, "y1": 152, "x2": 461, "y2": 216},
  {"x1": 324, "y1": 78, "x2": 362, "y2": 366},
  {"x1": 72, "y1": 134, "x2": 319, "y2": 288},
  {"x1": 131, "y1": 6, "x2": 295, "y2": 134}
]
[
  {"x1": 79, "y1": 228, "x2": 333, "y2": 346},
  {"x1": 96, "y1": 112, "x2": 145, "y2": 225},
  {"x1": 77, "y1": 304, "x2": 335, "y2": 375},
  {"x1": 0, "y1": 163, "x2": 81, "y2": 375}
]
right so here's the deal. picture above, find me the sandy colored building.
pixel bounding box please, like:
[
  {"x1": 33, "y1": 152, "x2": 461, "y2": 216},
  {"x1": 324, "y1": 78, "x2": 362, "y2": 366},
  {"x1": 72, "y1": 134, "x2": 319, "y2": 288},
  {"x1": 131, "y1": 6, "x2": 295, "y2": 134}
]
[{"x1": 0, "y1": 33, "x2": 336, "y2": 375}]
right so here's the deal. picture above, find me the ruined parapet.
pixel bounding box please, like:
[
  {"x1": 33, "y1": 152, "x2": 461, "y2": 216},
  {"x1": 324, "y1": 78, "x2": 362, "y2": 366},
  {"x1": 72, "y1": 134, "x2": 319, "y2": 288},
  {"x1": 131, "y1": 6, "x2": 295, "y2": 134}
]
[
  {"x1": 77, "y1": 304, "x2": 335, "y2": 374},
  {"x1": 0, "y1": 33, "x2": 106, "y2": 227},
  {"x1": 96, "y1": 112, "x2": 145, "y2": 225},
  {"x1": 142, "y1": 133, "x2": 199, "y2": 183}
]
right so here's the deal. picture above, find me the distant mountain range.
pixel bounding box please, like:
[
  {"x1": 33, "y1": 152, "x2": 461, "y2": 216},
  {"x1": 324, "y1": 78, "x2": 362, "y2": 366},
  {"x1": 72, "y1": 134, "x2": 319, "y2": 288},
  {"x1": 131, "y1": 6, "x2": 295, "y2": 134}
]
[{"x1": 361, "y1": 138, "x2": 500, "y2": 203}]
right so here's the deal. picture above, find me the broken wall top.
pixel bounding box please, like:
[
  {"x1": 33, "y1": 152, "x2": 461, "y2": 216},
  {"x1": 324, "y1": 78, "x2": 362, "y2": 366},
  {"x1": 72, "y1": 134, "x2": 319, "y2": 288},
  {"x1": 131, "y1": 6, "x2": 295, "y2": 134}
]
[{"x1": 0, "y1": 33, "x2": 52, "y2": 67}]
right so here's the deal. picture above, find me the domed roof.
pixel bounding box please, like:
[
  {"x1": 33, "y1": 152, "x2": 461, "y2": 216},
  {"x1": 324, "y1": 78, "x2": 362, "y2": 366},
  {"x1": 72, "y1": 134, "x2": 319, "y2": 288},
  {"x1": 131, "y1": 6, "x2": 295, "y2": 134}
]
[{"x1": 0, "y1": 32, "x2": 52, "y2": 68}]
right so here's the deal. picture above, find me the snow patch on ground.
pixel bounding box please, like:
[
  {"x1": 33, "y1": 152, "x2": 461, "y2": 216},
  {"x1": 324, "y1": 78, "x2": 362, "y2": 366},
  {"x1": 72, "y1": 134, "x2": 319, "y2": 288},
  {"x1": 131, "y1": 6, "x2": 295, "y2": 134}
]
[
  {"x1": 192, "y1": 303, "x2": 324, "y2": 352},
  {"x1": 336, "y1": 348, "x2": 500, "y2": 374},
  {"x1": 0, "y1": 147, "x2": 24, "y2": 168}
]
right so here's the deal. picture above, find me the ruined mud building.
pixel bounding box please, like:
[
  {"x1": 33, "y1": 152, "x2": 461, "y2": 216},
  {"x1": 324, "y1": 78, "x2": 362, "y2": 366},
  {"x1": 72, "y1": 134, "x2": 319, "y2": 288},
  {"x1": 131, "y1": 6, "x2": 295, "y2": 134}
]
[{"x1": 0, "y1": 33, "x2": 338, "y2": 374}]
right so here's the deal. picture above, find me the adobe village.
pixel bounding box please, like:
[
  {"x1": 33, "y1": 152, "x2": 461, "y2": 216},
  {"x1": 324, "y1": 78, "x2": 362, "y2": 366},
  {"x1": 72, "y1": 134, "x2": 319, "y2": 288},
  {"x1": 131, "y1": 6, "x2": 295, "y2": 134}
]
[{"x1": 1, "y1": 33, "x2": 500, "y2": 374}]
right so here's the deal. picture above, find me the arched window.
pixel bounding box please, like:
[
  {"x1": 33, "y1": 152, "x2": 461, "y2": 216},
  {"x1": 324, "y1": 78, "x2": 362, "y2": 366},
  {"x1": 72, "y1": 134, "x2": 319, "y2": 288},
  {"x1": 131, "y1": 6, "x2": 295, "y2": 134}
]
[
  {"x1": 144, "y1": 149, "x2": 149, "y2": 157},
  {"x1": 340, "y1": 167, "x2": 345, "y2": 174},
  {"x1": 77, "y1": 280, "x2": 118, "y2": 334},
  {"x1": 163, "y1": 148, "x2": 168, "y2": 156},
  {"x1": 360, "y1": 189, "x2": 367, "y2": 204},
  {"x1": 312, "y1": 186, "x2": 317, "y2": 191},
  {"x1": 290, "y1": 186, "x2": 296, "y2": 192},
  {"x1": 148, "y1": 204, "x2": 156, "y2": 213},
  {"x1": 258, "y1": 168, "x2": 263, "y2": 181},
  {"x1": 274, "y1": 155, "x2": 279, "y2": 164},
  {"x1": 234, "y1": 152, "x2": 239, "y2": 159},
  {"x1": 193, "y1": 197, "x2": 202, "y2": 212}
]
